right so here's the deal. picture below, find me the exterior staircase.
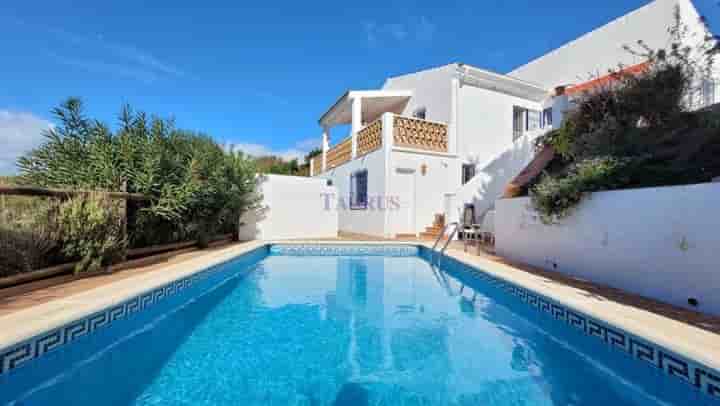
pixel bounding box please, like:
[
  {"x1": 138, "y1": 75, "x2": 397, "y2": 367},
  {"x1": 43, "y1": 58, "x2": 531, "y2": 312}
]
[{"x1": 419, "y1": 214, "x2": 445, "y2": 240}]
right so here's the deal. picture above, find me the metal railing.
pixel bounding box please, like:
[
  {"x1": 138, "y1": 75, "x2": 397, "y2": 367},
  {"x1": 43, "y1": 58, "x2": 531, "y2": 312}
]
[{"x1": 431, "y1": 221, "x2": 460, "y2": 265}]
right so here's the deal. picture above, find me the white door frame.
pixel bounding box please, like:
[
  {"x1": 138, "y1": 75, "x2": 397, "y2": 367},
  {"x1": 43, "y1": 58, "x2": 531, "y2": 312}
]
[{"x1": 392, "y1": 167, "x2": 417, "y2": 236}]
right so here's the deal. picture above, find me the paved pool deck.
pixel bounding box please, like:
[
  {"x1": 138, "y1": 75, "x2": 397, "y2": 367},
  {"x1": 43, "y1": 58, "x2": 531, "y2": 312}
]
[{"x1": 0, "y1": 238, "x2": 718, "y2": 374}]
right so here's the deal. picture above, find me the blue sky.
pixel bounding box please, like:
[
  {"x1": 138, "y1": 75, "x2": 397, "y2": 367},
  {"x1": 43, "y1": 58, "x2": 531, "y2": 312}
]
[{"x1": 1, "y1": 0, "x2": 719, "y2": 173}]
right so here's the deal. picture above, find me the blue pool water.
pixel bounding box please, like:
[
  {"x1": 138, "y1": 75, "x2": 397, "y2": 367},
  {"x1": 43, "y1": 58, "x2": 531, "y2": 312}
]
[{"x1": 0, "y1": 247, "x2": 714, "y2": 405}]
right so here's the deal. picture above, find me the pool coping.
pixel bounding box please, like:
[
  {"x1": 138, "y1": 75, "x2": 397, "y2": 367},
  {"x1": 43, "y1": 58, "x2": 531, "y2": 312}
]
[
  {"x1": 428, "y1": 242, "x2": 720, "y2": 369},
  {"x1": 0, "y1": 241, "x2": 265, "y2": 356},
  {"x1": 0, "y1": 240, "x2": 717, "y2": 392}
]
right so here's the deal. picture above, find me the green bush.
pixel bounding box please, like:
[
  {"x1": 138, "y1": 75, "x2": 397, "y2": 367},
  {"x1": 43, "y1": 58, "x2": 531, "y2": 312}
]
[
  {"x1": 0, "y1": 225, "x2": 59, "y2": 277},
  {"x1": 530, "y1": 157, "x2": 633, "y2": 224},
  {"x1": 47, "y1": 194, "x2": 127, "y2": 274},
  {"x1": 0, "y1": 193, "x2": 61, "y2": 276},
  {"x1": 17, "y1": 99, "x2": 258, "y2": 248},
  {"x1": 529, "y1": 7, "x2": 720, "y2": 223}
]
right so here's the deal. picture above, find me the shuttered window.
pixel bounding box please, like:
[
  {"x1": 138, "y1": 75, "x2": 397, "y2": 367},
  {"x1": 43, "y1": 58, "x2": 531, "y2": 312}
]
[{"x1": 350, "y1": 170, "x2": 368, "y2": 209}]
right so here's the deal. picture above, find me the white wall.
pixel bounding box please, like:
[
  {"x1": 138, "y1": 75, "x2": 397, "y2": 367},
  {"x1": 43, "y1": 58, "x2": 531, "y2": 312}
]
[
  {"x1": 238, "y1": 174, "x2": 338, "y2": 240},
  {"x1": 456, "y1": 83, "x2": 546, "y2": 165},
  {"x1": 495, "y1": 183, "x2": 720, "y2": 315},
  {"x1": 443, "y1": 83, "x2": 553, "y2": 223},
  {"x1": 382, "y1": 64, "x2": 455, "y2": 123},
  {"x1": 389, "y1": 149, "x2": 461, "y2": 235},
  {"x1": 320, "y1": 148, "x2": 388, "y2": 237},
  {"x1": 508, "y1": 0, "x2": 677, "y2": 88},
  {"x1": 445, "y1": 130, "x2": 544, "y2": 225}
]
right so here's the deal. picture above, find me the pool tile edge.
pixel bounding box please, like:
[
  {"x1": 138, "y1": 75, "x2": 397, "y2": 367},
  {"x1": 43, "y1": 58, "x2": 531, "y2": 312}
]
[
  {"x1": 0, "y1": 241, "x2": 266, "y2": 372},
  {"x1": 422, "y1": 243, "x2": 720, "y2": 400},
  {"x1": 1, "y1": 239, "x2": 718, "y2": 400}
]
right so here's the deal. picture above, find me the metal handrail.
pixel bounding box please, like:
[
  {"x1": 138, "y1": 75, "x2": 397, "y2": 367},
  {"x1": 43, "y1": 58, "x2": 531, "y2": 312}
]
[{"x1": 431, "y1": 222, "x2": 459, "y2": 264}]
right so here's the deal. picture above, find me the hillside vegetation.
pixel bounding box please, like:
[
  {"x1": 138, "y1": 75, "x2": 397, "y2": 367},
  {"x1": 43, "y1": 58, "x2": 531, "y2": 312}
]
[
  {"x1": 1, "y1": 99, "x2": 258, "y2": 276},
  {"x1": 527, "y1": 11, "x2": 720, "y2": 224}
]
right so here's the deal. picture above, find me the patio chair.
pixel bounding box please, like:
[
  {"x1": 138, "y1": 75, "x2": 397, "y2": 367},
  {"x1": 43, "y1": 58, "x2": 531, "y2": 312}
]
[
  {"x1": 461, "y1": 206, "x2": 482, "y2": 254},
  {"x1": 477, "y1": 209, "x2": 495, "y2": 247},
  {"x1": 462, "y1": 206, "x2": 495, "y2": 254}
]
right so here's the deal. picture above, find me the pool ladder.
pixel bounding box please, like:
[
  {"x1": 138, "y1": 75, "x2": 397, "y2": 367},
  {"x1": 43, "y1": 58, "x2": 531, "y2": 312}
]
[{"x1": 431, "y1": 222, "x2": 460, "y2": 265}]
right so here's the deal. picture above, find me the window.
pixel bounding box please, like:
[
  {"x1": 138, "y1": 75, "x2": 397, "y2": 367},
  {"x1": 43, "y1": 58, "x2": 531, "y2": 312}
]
[
  {"x1": 526, "y1": 110, "x2": 541, "y2": 131},
  {"x1": 514, "y1": 106, "x2": 543, "y2": 140},
  {"x1": 512, "y1": 106, "x2": 525, "y2": 141},
  {"x1": 462, "y1": 164, "x2": 476, "y2": 185},
  {"x1": 541, "y1": 108, "x2": 553, "y2": 128},
  {"x1": 702, "y1": 79, "x2": 716, "y2": 107},
  {"x1": 413, "y1": 107, "x2": 427, "y2": 119},
  {"x1": 350, "y1": 170, "x2": 368, "y2": 209}
]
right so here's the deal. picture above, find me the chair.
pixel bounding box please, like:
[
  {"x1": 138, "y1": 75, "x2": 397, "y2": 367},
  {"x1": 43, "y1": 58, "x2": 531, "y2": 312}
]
[
  {"x1": 461, "y1": 206, "x2": 482, "y2": 253},
  {"x1": 462, "y1": 206, "x2": 495, "y2": 254},
  {"x1": 478, "y1": 209, "x2": 495, "y2": 247}
]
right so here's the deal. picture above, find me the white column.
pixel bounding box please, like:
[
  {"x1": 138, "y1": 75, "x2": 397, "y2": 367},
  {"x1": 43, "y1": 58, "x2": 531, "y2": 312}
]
[
  {"x1": 449, "y1": 77, "x2": 459, "y2": 155},
  {"x1": 382, "y1": 112, "x2": 394, "y2": 238},
  {"x1": 381, "y1": 112, "x2": 394, "y2": 150},
  {"x1": 309, "y1": 158, "x2": 315, "y2": 177},
  {"x1": 322, "y1": 126, "x2": 330, "y2": 172},
  {"x1": 351, "y1": 96, "x2": 362, "y2": 159}
]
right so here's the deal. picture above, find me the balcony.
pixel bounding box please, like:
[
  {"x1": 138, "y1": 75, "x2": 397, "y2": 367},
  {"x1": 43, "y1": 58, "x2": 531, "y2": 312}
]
[
  {"x1": 311, "y1": 114, "x2": 448, "y2": 175},
  {"x1": 393, "y1": 115, "x2": 448, "y2": 153}
]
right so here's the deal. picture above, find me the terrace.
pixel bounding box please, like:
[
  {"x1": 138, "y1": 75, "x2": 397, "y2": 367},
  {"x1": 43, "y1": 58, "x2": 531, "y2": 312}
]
[{"x1": 310, "y1": 90, "x2": 450, "y2": 175}]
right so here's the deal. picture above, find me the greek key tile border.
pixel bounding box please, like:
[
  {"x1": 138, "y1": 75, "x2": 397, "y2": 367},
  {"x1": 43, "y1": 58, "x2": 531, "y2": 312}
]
[
  {"x1": 430, "y1": 249, "x2": 720, "y2": 400},
  {"x1": 269, "y1": 244, "x2": 419, "y2": 257},
  {"x1": 0, "y1": 246, "x2": 267, "y2": 377},
  {"x1": 2, "y1": 243, "x2": 718, "y2": 400}
]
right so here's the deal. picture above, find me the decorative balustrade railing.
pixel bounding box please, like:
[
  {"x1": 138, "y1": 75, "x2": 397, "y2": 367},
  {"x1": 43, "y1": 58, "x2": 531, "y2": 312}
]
[
  {"x1": 326, "y1": 136, "x2": 352, "y2": 170},
  {"x1": 314, "y1": 115, "x2": 448, "y2": 175},
  {"x1": 356, "y1": 118, "x2": 383, "y2": 157},
  {"x1": 393, "y1": 115, "x2": 448, "y2": 153}
]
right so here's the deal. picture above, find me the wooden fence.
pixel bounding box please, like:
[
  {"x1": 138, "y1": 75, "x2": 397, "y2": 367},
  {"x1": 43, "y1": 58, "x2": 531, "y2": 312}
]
[{"x1": 0, "y1": 186, "x2": 236, "y2": 289}]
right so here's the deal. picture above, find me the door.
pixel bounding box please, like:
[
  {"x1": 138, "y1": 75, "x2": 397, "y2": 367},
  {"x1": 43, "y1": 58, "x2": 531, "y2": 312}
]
[{"x1": 392, "y1": 168, "x2": 416, "y2": 235}]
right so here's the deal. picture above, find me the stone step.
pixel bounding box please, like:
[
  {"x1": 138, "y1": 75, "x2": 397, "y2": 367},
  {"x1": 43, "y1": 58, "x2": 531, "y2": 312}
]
[
  {"x1": 419, "y1": 232, "x2": 441, "y2": 240},
  {"x1": 425, "y1": 225, "x2": 444, "y2": 234}
]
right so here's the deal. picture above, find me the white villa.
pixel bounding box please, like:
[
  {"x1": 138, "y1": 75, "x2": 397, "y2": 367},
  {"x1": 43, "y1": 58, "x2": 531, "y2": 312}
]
[{"x1": 310, "y1": 0, "x2": 717, "y2": 239}]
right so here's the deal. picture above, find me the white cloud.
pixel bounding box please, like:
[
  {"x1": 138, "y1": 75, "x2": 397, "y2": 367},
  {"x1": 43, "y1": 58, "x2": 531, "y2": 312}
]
[
  {"x1": 0, "y1": 111, "x2": 52, "y2": 175},
  {"x1": 229, "y1": 137, "x2": 320, "y2": 162},
  {"x1": 294, "y1": 138, "x2": 321, "y2": 151},
  {"x1": 364, "y1": 16, "x2": 436, "y2": 46},
  {"x1": 11, "y1": 18, "x2": 184, "y2": 82},
  {"x1": 49, "y1": 52, "x2": 160, "y2": 84},
  {"x1": 45, "y1": 28, "x2": 185, "y2": 82}
]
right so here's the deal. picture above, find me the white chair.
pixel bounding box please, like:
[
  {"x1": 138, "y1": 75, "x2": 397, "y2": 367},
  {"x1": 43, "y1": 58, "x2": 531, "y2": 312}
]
[{"x1": 461, "y1": 206, "x2": 481, "y2": 253}]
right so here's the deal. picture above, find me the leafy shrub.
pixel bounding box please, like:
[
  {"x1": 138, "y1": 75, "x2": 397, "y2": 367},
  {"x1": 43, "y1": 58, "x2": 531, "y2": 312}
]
[
  {"x1": 0, "y1": 226, "x2": 59, "y2": 277},
  {"x1": 529, "y1": 6, "x2": 720, "y2": 223},
  {"x1": 17, "y1": 99, "x2": 258, "y2": 248},
  {"x1": 46, "y1": 194, "x2": 127, "y2": 274},
  {"x1": 0, "y1": 193, "x2": 61, "y2": 276},
  {"x1": 530, "y1": 157, "x2": 633, "y2": 224}
]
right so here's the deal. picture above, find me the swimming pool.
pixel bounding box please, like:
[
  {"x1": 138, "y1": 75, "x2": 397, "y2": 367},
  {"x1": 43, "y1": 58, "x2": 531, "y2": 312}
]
[{"x1": 0, "y1": 244, "x2": 717, "y2": 405}]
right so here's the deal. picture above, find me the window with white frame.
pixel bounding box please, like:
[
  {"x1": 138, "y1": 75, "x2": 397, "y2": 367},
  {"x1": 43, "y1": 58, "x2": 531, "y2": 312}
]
[
  {"x1": 462, "y1": 164, "x2": 476, "y2": 185},
  {"x1": 541, "y1": 108, "x2": 553, "y2": 128},
  {"x1": 513, "y1": 106, "x2": 542, "y2": 140},
  {"x1": 350, "y1": 170, "x2": 368, "y2": 209},
  {"x1": 526, "y1": 110, "x2": 541, "y2": 131},
  {"x1": 512, "y1": 106, "x2": 525, "y2": 141},
  {"x1": 702, "y1": 79, "x2": 716, "y2": 107}
]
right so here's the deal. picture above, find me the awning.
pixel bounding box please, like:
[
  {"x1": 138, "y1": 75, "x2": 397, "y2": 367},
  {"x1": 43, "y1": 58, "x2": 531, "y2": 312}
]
[{"x1": 319, "y1": 90, "x2": 412, "y2": 128}]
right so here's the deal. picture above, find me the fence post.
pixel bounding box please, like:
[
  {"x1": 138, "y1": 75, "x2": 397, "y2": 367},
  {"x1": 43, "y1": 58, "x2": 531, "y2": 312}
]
[{"x1": 120, "y1": 180, "x2": 128, "y2": 262}]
